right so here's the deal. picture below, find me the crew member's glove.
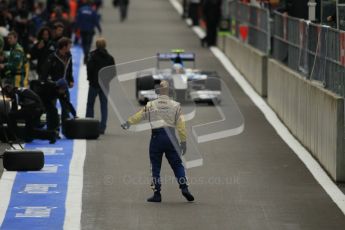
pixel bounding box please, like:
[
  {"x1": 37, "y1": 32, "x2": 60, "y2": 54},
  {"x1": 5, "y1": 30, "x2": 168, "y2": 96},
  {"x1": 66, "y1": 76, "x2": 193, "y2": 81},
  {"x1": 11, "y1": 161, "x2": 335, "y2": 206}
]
[
  {"x1": 121, "y1": 121, "x2": 131, "y2": 130},
  {"x1": 180, "y1": 142, "x2": 187, "y2": 156}
]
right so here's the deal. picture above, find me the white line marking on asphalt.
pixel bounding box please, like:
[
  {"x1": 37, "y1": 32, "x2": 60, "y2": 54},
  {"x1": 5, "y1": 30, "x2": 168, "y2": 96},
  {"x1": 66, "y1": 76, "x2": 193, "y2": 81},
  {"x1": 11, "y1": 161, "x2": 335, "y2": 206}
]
[
  {"x1": 0, "y1": 171, "x2": 17, "y2": 225},
  {"x1": 35, "y1": 147, "x2": 64, "y2": 156},
  {"x1": 170, "y1": 0, "x2": 345, "y2": 215},
  {"x1": 63, "y1": 60, "x2": 88, "y2": 229},
  {"x1": 192, "y1": 27, "x2": 205, "y2": 38},
  {"x1": 186, "y1": 18, "x2": 193, "y2": 26},
  {"x1": 27, "y1": 164, "x2": 62, "y2": 174},
  {"x1": 19, "y1": 184, "x2": 59, "y2": 194},
  {"x1": 169, "y1": 0, "x2": 183, "y2": 15},
  {"x1": 15, "y1": 206, "x2": 57, "y2": 218},
  {"x1": 116, "y1": 56, "x2": 156, "y2": 67}
]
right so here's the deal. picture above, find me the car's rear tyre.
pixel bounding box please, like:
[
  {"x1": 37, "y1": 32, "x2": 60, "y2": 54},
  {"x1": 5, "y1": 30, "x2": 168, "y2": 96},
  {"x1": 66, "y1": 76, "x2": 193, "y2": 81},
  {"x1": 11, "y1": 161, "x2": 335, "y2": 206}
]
[
  {"x1": 207, "y1": 98, "x2": 221, "y2": 106},
  {"x1": 136, "y1": 75, "x2": 154, "y2": 98},
  {"x1": 139, "y1": 98, "x2": 149, "y2": 106}
]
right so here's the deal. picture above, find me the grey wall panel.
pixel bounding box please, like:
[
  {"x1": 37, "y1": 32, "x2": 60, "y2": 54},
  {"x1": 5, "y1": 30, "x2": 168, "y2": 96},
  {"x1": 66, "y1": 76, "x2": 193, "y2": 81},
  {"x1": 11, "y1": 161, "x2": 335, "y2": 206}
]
[
  {"x1": 267, "y1": 59, "x2": 345, "y2": 181},
  {"x1": 224, "y1": 36, "x2": 267, "y2": 97}
]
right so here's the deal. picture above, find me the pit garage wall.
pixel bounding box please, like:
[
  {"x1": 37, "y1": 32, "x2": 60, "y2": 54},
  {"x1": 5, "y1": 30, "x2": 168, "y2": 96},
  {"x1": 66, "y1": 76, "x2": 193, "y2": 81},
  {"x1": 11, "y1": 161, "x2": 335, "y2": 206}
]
[
  {"x1": 219, "y1": 35, "x2": 345, "y2": 181},
  {"x1": 221, "y1": 35, "x2": 267, "y2": 97},
  {"x1": 267, "y1": 59, "x2": 345, "y2": 181}
]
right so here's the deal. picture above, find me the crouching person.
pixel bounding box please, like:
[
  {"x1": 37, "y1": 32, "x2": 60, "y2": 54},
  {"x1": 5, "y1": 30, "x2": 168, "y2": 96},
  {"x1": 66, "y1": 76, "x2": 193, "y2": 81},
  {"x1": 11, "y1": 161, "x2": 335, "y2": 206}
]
[
  {"x1": 2, "y1": 81, "x2": 56, "y2": 144},
  {"x1": 30, "y1": 78, "x2": 77, "y2": 135}
]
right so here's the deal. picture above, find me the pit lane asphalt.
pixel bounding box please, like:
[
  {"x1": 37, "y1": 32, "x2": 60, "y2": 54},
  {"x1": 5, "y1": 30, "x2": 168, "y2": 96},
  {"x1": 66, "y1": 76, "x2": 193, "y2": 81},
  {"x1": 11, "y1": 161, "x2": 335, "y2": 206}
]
[{"x1": 80, "y1": 0, "x2": 345, "y2": 229}]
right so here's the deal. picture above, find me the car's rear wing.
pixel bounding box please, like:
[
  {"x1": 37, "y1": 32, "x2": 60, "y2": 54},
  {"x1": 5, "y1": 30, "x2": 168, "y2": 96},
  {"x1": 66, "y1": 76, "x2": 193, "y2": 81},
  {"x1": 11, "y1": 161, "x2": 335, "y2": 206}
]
[{"x1": 156, "y1": 52, "x2": 196, "y2": 68}]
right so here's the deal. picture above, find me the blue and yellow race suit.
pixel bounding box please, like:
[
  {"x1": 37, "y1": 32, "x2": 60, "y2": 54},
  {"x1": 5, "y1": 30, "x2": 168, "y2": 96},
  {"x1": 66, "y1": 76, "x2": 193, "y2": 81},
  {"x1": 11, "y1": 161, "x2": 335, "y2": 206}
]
[{"x1": 127, "y1": 95, "x2": 188, "y2": 192}]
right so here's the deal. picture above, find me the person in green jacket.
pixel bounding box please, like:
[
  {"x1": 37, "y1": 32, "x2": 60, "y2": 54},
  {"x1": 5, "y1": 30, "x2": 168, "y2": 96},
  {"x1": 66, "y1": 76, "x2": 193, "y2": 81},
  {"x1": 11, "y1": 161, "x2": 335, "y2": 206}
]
[{"x1": 0, "y1": 31, "x2": 27, "y2": 87}]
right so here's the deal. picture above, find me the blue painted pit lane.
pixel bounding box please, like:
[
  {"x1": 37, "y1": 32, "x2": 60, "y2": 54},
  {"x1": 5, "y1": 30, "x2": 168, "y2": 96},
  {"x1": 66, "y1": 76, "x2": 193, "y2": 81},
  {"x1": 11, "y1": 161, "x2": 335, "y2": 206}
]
[{"x1": 0, "y1": 47, "x2": 82, "y2": 230}]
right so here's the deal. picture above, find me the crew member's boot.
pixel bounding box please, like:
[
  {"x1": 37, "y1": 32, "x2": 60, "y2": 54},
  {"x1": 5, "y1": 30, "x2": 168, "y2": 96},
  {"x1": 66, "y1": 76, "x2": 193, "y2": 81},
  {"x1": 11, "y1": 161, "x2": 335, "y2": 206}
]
[
  {"x1": 49, "y1": 133, "x2": 57, "y2": 144},
  {"x1": 147, "y1": 191, "x2": 162, "y2": 203},
  {"x1": 181, "y1": 188, "x2": 194, "y2": 202}
]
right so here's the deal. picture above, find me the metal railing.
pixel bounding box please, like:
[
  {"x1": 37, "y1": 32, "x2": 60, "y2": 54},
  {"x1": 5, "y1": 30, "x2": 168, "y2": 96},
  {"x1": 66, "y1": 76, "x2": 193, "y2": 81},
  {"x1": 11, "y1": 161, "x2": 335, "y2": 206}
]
[
  {"x1": 226, "y1": 1, "x2": 345, "y2": 97},
  {"x1": 272, "y1": 11, "x2": 345, "y2": 97},
  {"x1": 228, "y1": 0, "x2": 271, "y2": 54}
]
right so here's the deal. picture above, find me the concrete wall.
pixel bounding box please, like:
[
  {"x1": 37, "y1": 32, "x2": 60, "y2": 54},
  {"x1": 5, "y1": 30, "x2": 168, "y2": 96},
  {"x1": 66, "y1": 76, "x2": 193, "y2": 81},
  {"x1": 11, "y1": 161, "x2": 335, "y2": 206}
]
[
  {"x1": 224, "y1": 36, "x2": 267, "y2": 97},
  {"x1": 268, "y1": 59, "x2": 345, "y2": 181}
]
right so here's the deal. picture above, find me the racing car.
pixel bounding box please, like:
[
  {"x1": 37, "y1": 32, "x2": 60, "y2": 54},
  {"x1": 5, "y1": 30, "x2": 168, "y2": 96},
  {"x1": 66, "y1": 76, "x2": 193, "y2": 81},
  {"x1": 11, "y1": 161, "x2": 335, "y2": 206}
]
[{"x1": 135, "y1": 50, "x2": 221, "y2": 105}]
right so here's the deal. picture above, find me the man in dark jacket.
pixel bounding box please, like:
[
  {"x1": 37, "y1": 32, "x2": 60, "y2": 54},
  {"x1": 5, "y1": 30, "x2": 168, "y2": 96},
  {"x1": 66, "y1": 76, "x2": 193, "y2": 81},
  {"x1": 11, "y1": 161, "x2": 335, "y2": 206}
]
[
  {"x1": 42, "y1": 37, "x2": 73, "y2": 85},
  {"x1": 30, "y1": 26, "x2": 55, "y2": 79},
  {"x1": 86, "y1": 38, "x2": 115, "y2": 134},
  {"x1": 41, "y1": 37, "x2": 74, "y2": 129},
  {"x1": 2, "y1": 81, "x2": 56, "y2": 144},
  {"x1": 76, "y1": 0, "x2": 102, "y2": 63},
  {"x1": 201, "y1": 0, "x2": 222, "y2": 47}
]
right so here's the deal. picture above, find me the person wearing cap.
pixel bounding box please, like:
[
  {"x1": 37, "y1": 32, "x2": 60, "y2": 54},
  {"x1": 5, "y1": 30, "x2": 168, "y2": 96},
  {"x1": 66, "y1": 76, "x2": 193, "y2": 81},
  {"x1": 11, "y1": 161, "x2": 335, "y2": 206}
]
[
  {"x1": 30, "y1": 78, "x2": 76, "y2": 134},
  {"x1": 2, "y1": 81, "x2": 57, "y2": 144},
  {"x1": 121, "y1": 80, "x2": 194, "y2": 203}
]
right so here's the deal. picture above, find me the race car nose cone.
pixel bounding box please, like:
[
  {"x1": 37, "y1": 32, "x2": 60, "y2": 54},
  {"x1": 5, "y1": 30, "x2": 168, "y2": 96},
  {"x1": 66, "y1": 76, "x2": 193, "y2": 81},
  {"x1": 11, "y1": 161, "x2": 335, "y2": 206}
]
[{"x1": 172, "y1": 74, "x2": 188, "y2": 90}]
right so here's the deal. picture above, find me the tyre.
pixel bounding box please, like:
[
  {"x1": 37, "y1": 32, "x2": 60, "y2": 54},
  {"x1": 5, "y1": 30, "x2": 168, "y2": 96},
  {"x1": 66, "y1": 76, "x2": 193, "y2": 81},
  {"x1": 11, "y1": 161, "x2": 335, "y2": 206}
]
[
  {"x1": 63, "y1": 118, "x2": 100, "y2": 139},
  {"x1": 0, "y1": 124, "x2": 26, "y2": 142},
  {"x1": 0, "y1": 95, "x2": 11, "y2": 116},
  {"x1": 136, "y1": 75, "x2": 154, "y2": 98},
  {"x1": 2, "y1": 150, "x2": 44, "y2": 171},
  {"x1": 207, "y1": 98, "x2": 221, "y2": 106}
]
